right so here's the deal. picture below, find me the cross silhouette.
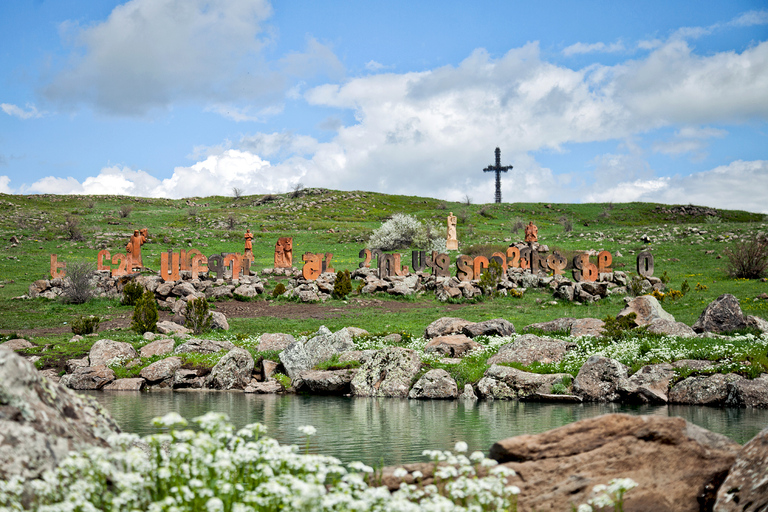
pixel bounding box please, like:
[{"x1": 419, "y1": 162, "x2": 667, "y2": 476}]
[{"x1": 483, "y1": 147, "x2": 513, "y2": 203}]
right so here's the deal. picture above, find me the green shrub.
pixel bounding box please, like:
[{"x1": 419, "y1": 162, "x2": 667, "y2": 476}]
[
  {"x1": 272, "y1": 282, "x2": 286, "y2": 298},
  {"x1": 71, "y1": 315, "x2": 100, "y2": 335},
  {"x1": 61, "y1": 261, "x2": 96, "y2": 304},
  {"x1": 602, "y1": 312, "x2": 637, "y2": 341},
  {"x1": 478, "y1": 259, "x2": 503, "y2": 296},
  {"x1": 627, "y1": 276, "x2": 644, "y2": 297},
  {"x1": 273, "y1": 373, "x2": 291, "y2": 389},
  {"x1": 121, "y1": 281, "x2": 145, "y2": 306},
  {"x1": 185, "y1": 297, "x2": 212, "y2": 334},
  {"x1": 724, "y1": 235, "x2": 768, "y2": 279},
  {"x1": 550, "y1": 375, "x2": 572, "y2": 395},
  {"x1": 332, "y1": 270, "x2": 352, "y2": 299},
  {"x1": 131, "y1": 290, "x2": 158, "y2": 334},
  {"x1": 680, "y1": 280, "x2": 690, "y2": 296},
  {"x1": 313, "y1": 354, "x2": 361, "y2": 371}
]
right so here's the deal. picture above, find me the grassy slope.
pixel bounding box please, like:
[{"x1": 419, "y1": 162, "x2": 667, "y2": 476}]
[{"x1": 0, "y1": 191, "x2": 766, "y2": 343}]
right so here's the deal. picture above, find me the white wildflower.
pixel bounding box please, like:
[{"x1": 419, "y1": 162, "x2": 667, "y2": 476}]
[
  {"x1": 298, "y1": 425, "x2": 317, "y2": 436},
  {"x1": 454, "y1": 441, "x2": 468, "y2": 453}
]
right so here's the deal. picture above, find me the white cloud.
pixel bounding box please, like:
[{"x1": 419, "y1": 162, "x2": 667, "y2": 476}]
[
  {"x1": 563, "y1": 41, "x2": 625, "y2": 56},
  {"x1": 653, "y1": 126, "x2": 727, "y2": 157},
  {"x1": 1, "y1": 103, "x2": 45, "y2": 119},
  {"x1": 204, "y1": 104, "x2": 284, "y2": 122},
  {"x1": 0, "y1": 176, "x2": 13, "y2": 194},
  {"x1": 365, "y1": 60, "x2": 390, "y2": 71},
  {"x1": 729, "y1": 9, "x2": 768, "y2": 27}
]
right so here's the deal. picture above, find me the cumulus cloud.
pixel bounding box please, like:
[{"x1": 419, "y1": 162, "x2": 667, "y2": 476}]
[
  {"x1": 1, "y1": 103, "x2": 45, "y2": 119},
  {"x1": 0, "y1": 176, "x2": 13, "y2": 194},
  {"x1": 653, "y1": 126, "x2": 727, "y2": 158},
  {"x1": 729, "y1": 9, "x2": 768, "y2": 27},
  {"x1": 563, "y1": 41, "x2": 625, "y2": 56}
]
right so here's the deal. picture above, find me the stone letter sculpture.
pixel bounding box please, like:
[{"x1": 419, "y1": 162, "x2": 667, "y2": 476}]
[
  {"x1": 524, "y1": 221, "x2": 538, "y2": 243},
  {"x1": 244, "y1": 229, "x2": 254, "y2": 257},
  {"x1": 50, "y1": 254, "x2": 66, "y2": 278},
  {"x1": 637, "y1": 251, "x2": 654, "y2": 278},
  {"x1": 446, "y1": 212, "x2": 458, "y2": 250},
  {"x1": 274, "y1": 237, "x2": 293, "y2": 268}
]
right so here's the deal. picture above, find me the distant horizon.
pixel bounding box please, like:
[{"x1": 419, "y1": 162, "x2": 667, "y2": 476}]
[{"x1": 1, "y1": 1, "x2": 767, "y2": 212}]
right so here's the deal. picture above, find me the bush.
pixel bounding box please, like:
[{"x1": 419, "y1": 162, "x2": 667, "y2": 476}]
[
  {"x1": 185, "y1": 297, "x2": 212, "y2": 334},
  {"x1": 63, "y1": 214, "x2": 85, "y2": 241},
  {"x1": 602, "y1": 313, "x2": 637, "y2": 341},
  {"x1": 478, "y1": 259, "x2": 503, "y2": 295},
  {"x1": 118, "y1": 205, "x2": 133, "y2": 218},
  {"x1": 368, "y1": 213, "x2": 444, "y2": 252},
  {"x1": 724, "y1": 235, "x2": 768, "y2": 279},
  {"x1": 627, "y1": 276, "x2": 644, "y2": 297},
  {"x1": 332, "y1": 270, "x2": 352, "y2": 299},
  {"x1": 272, "y1": 282, "x2": 286, "y2": 297},
  {"x1": 131, "y1": 290, "x2": 158, "y2": 334},
  {"x1": 61, "y1": 261, "x2": 96, "y2": 304},
  {"x1": 680, "y1": 280, "x2": 690, "y2": 296},
  {"x1": 559, "y1": 216, "x2": 573, "y2": 233},
  {"x1": 121, "y1": 281, "x2": 145, "y2": 306},
  {"x1": 71, "y1": 315, "x2": 100, "y2": 335}
]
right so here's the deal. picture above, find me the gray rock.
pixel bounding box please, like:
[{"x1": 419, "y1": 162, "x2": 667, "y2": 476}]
[
  {"x1": 174, "y1": 337, "x2": 235, "y2": 354},
  {"x1": 103, "y1": 378, "x2": 146, "y2": 391},
  {"x1": 244, "y1": 380, "x2": 283, "y2": 394},
  {"x1": 350, "y1": 347, "x2": 421, "y2": 397},
  {"x1": 0, "y1": 338, "x2": 33, "y2": 351},
  {"x1": 257, "y1": 333, "x2": 296, "y2": 352},
  {"x1": 669, "y1": 373, "x2": 743, "y2": 405},
  {"x1": 726, "y1": 374, "x2": 768, "y2": 407},
  {"x1": 65, "y1": 357, "x2": 89, "y2": 374},
  {"x1": 294, "y1": 369, "x2": 357, "y2": 394},
  {"x1": 462, "y1": 318, "x2": 516, "y2": 338},
  {"x1": 715, "y1": 424, "x2": 768, "y2": 511},
  {"x1": 459, "y1": 383, "x2": 478, "y2": 400},
  {"x1": 524, "y1": 318, "x2": 576, "y2": 333},
  {"x1": 233, "y1": 284, "x2": 260, "y2": 298},
  {"x1": 692, "y1": 293, "x2": 747, "y2": 333},
  {"x1": 424, "y1": 317, "x2": 474, "y2": 339},
  {"x1": 173, "y1": 369, "x2": 205, "y2": 389},
  {"x1": 155, "y1": 281, "x2": 174, "y2": 296},
  {"x1": 345, "y1": 327, "x2": 370, "y2": 337},
  {"x1": 573, "y1": 356, "x2": 629, "y2": 402},
  {"x1": 645, "y1": 318, "x2": 696, "y2": 337},
  {"x1": 60, "y1": 365, "x2": 116, "y2": 390},
  {"x1": 338, "y1": 350, "x2": 377, "y2": 364},
  {"x1": 619, "y1": 363, "x2": 675, "y2": 403},
  {"x1": 477, "y1": 365, "x2": 571, "y2": 400},
  {"x1": 89, "y1": 338, "x2": 138, "y2": 367},
  {"x1": 156, "y1": 320, "x2": 192, "y2": 335},
  {"x1": 140, "y1": 338, "x2": 175, "y2": 358},
  {"x1": 424, "y1": 334, "x2": 482, "y2": 357},
  {"x1": 617, "y1": 295, "x2": 675, "y2": 326},
  {"x1": 487, "y1": 334, "x2": 576, "y2": 366},
  {"x1": 0, "y1": 349, "x2": 120, "y2": 481},
  {"x1": 207, "y1": 348, "x2": 254, "y2": 390},
  {"x1": 279, "y1": 326, "x2": 355, "y2": 380},
  {"x1": 570, "y1": 318, "x2": 605, "y2": 337},
  {"x1": 140, "y1": 357, "x2": 182, "y2": 385},
  {"x1": 298, "y1": 289, "x2": 320, "y2": 302},
  {"x1": 746, "y1": 315, "x2": 768, "y2": 333},
  {"x1": 210, "y1": 311, "x2": 229, "y2": 330},
  {"x1": 408, "y1": 369, "x2": 458, "y2": 399},
  {"x1": 172, "y1": 281, "x2": 196, "y2": 297}
]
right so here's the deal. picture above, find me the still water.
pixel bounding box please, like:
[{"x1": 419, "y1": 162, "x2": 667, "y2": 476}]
[{"x1": 85, "y1": 391, "x2": 768, "y2": 466}]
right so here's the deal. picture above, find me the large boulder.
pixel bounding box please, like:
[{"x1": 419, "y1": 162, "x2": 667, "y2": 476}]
[
  {"x1": 570, "y1": 318, "x2": 605, "y2": 337},
  {"x1": 294, "y1": 369, "x2": 357, "y2": 395},
  {"x1": 278, "y1": 326, "x2": 355, "y2": 380},
  {"x1": 424, "y1": 334, "x2": 482, "y2": 357},
  {"x1": 350, "y1": 347, "x2": 421, "y2": 397},
  {"x1": 488, "y1": 414, "x2": 739, "y2": 512},
  {"x1": 573, "y1": 356, "x2": 629, "y2": 402},
  {"x1": 715, "y1": 425, "x2": 768, "y2": 511},
  {"x1": 209, "y1": 311, "x2": 229, "y2": 330},
  {"x1": 174, "y1": 338, "x2": 235, "y2": 355},
  {"x1": 462, "y1": 318, "x2": 515, "y2": 338},
  {"x1": 692, "y1": 293, "x2": 747, "y2": 333},
  {"x1": 60, "y1": 365, "x2": 116, "y2": 390},
  {"x1": 0, "y1": 349, "x2": 121, "y2": 480},
  {"x1": 725, "y1": 374, "x2": 768, "y2": 407},
  {"x1": 645, "y1": 318, "x2": 696, "y2": 337},
  {"x1": 617, "y1": 295, "x2": 675, "y2": 326},
  {"x1": 408, "y1": 369, "x2": 458, "y2": 399},
  {"x1": 156, "y1": 320, "x2": 192, "y2": 335},
  {"x1": 257, "y1": 333, "x2": 296, "y2": 352},
  {"x1": 476, "y1": 365, "x2": 571, "y2": 400},
  {"x1": 524, "y1": 318, "x2": 576, "y2": 333},
  {"x1": 206, "y1": 348, "x2": 254, "y2": 390},
  {"x1": 669, "y1": 373, "x2": 743, "y2": 405},
  {"x1": 140, "y1": 338, "x2": 175, "y2": 358},
  {"x1": 487, "y1": 334, "x2": 576, "y2": 366},
  {"x1": 424, "y1": 317, "x2": 474, "y2": 339},
  {"x1": 103, "y1": 378, "x2": 146, "y2": 391},
  {"x1": 88, "y1": 339, "x2": 138, "y2": 367},
  {"x1": 618, "y1": 363, "x2": 676, "y2": 403},
  {"x1": 0, "y1": 338, "x2": 34, "y2": 351},
  {"x1": 139, "y1": 357, "x2": 182, "y2": 386}
]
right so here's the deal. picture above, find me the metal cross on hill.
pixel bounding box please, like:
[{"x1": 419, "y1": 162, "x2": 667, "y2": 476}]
[{"x1": 483, "y1": 147, "x2": 513, "y2": 203}]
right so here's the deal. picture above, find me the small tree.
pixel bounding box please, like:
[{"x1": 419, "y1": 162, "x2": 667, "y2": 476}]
[
  {"x1": 121, "y1": 281, "x2": 145, "y2": 306},
  {"x1": 332, "y1": 270, "x2": 352, "y2": 299},
  {"x1": 64, "y1": 214, "x2": 85, "y2": 241},
  {"x1": 724, "y1": 235, "x2": 768, "y2": 279},
  {"x1": 118, "y1": 205, "x2": 133, "y2": 218},
  {"x1": 478, "y1": 259, "x2": 504, "y2": 296},
  {"x1": 232, "y1": 187, "x2": 243, "y2": 200},
  {"x1": 368, "y1": 213, "x2": 443, "y2": 252},
  {"x1": 61, "y1": 261, "x2": 95, "y2": 304},
  {"x1": 131, "y1": 290, "x2": 158, "y2": 334},
  {"x1": 185, "y1": 297, "x2": 212, "y2": 334},
  {"x1": 71, "y1": 315, "x2": 100, "y2": 335}
]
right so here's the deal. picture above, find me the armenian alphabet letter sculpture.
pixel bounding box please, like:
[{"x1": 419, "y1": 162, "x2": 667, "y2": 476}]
[
  {"x1": 446, "y1": 212, "x2": 458, "y2": 250},
  {"x1": 274, "y1": 237, "x2": 293, "y2": 268},
  {"x1": 524, "y1": 222, "x2": 538, "y2": 243}
]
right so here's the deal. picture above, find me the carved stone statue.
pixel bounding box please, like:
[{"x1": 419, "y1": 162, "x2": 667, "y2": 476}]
[
  {"x1": 446, "y1": 212, "x2": 458, "y2": 250},
  {"x1": 524, "y1": 221, "x2": 538, "y2": 243},
  {"x1": 125, "y1": 228, "x2": 148, "y2": 270},
  {"x1": 244, "y1": 229, "x2": 254, "y2": 256},
  {"x1": 274, "y1": 237, "x2": 293, "y2": 268}
]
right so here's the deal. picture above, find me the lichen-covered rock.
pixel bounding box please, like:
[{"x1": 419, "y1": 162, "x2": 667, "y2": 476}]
[
  {"x1": 0, "y1": 338, "x2": 33, "y2": 351},
  {"x1": 573, "y1": 356, "x2": 629, "y2": 402},
  {"x1": 156, "y1": 320, "x2": 192, "y2": 335},
  {"x1": 524, "y1": 318, "x2": 576, "y2": 333},
  {"x1": 424, "y1": 317, "x2": 474, "y2": 339},
  {"x1": 140, "y1": 338, "x2": 175, "y2": 358},
  {"x1": 140, "y1": 357, "x2": 182, "y2": 385},
  {"x1": 206, "y1": 348, "x2": 254, "y2": 390},
  {"x1": 725, "y1": 374, "x2": 768, "y2": 407},
  {"x1": 278, "y1": 326, "x2": 355, "y2": 380},
  {"x1": 60, "y1": 365, "x2": 116, "y2": 390},
  {"x1": 746, "y1": 315, "x2": 768, "y2": 333},
  {"x1": 174, "y1": 337, "x2": 235, "y2": 355},
  {"x1": 244, "y1": 380, "x2": 283, "y2": 394},
  {"x1": 210, "y1": 311, "x2": 229, "y2": 330},
  {"x1": 173, "y1": 369, "x2": 205, "y2": 389},
  {"x1": 459, "y1": 383, "x2": 477, "y2": 400},
  {"x1": 462, "y1": 319, "x2": 515, "y2": 338},
  {"x1": 477, "y1": 365, "x2": 571, "y2": 400},
  {"x1": 294, "y1": 369, "x2": 357, "y2": 395},
  {"x1": 570, "y1": 318, "x2": 605, "y2": 337},
  {"x1": 645, "y1": 318, "x2": 696, "y2": 337},
  {"x1": 487, "y1": 334, "x2": 576, "y2": 366},
  {"x1": 692, "y1": 293, "x2": 747, "y2": 333},
  {"x1": 89, "y1": 338, "x2": 138, "y2": 367},
  {"x1": 257, "y1": 333, "x2": 295, "y2": 352},
  {"x1": 350, "y1": 347, "x2": 421, "y2": 397},
  {"x1": 424, "y1": 334, "x2": 482, "y2": 357},
  {"x1": 669, "y1": 373, "x2": 743, "y2": 405},
  {"x1": 619, "y1": 363, "x2": 675, "y2": 403},
  {"x1": 103, "y1": 378, "x2": 146, "y2": 391},
  {"x1": 408, "y1": 369, "x2": 458, "y2": 399},
  {"x1": 617, "y1": 295, "x2": 675, "y2": 326},
  {"x1": 715, "y1": 425, "x2": 768, "y2": 511},
  {"x1": 0, "y1": 349, "x2": 121, "y2": 481}
]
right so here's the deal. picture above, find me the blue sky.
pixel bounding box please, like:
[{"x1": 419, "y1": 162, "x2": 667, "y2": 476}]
[{"x1": 1, "y1": 0, "x2": 767, "y2": 212}]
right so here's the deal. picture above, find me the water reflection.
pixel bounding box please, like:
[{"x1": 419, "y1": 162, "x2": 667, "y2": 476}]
[{"x1": 83, "y1": 390, "x2": 768, "y2": 466}]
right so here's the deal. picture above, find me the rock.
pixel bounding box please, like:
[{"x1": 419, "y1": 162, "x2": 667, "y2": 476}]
[
  {"x1": 459, "y1": 383, "x2": 477, "y2": 400},
  {"x1": 60, "y1": 365, "x2": 116, "y2": 390},
  {"x1": 746, "y1": 315, "x2": 768, "y2": 333},
  {"x1": 0, "y1": 349, "x2": 121, "y2": 481},
  {"x1": 645, "y1": 318, "x2": 696, "y2": 337},
  {"x1": 692, "y1": 293, "x2": 747, "y2": 333},
  {"x1": 155, "y1": 281, "x2": 174, "y2": 296},
  {"x1": 140, "y1": 338, "x2": 175, "y2": 358},
  {"x1": 278, "y1": 326, "x2": 355, "y2": 380},
  {"x1": 524, "y1": 318, "x2": 576, "y2": 333},
  {"x1": 619, "y1": 363, "x2": 675, "y2": 403},
  {"x1": 206, "y1": 348, "x2": 254, "y2": 390},
  {"x1": 345, "y1": 327, "x2": 370, "y2": 337},
  {"x1": 618, "y1": 295, "x2": 675, "y2": 326},
  {"x1": 350, "y1": 347, "x2": 421, "y2": 398},
  {"x1": 725, "y1": 374, "x2": 768, "y2": 407},
  {"x1": 671, "y1": 359, "x2": 715, "y2": 371},
  {"x1": 233, "y1": 284, "x2": 259, "y2": 298},
  {"x1": 171, "y1": 281, "x2": 196, "y2": 297},
  {"x1": 65, "y1": 357, "x2": 89, "y2": 374},
  {"x1": 103, "y1": 378, "x2": 146, "y2": 391},
  {"x1": 208, "y1": 285, "x2": 234, "y2": 300},
  {"x1": 210, "y1": 311, "x2": 229, "y2": 330},
  {"x1": 487, "y1": 334, "x2": 576, "y2": 366},
  {"x1": 244, "y1": 380, "x2": 283, "y2": 394},
  {"x1": 424, "y1": 334, "x2": 482, "y2": 357},
  {"x1": 338, "y1": 350, "x2": 376, "y2": 365},
  {"x1": 139, "y1": 357, "x2": 182, "y2": 385},
  {"x1": 89, "y1": 338, "x2": 138, "y2": 367},
  {"x1": 257, "y1": 333, "x2": 296, "y2": 352},
  {"x1": 0, "y1": 338, "x2": 33, "y2": 351},
  {"x1": 476, "y1": 365, "x2": 571, "y2": 400},
  {"x1": 462, "y1": 318, "x2": 516, "y2": 338},
  {"x1": 715, "y1": 425, "x2": 768, "y2": 511},
  {"x1": 298, "y1": 289, "x2": 319, "y2": 302},
  {"x1": 294, "y1": 369, "x2": 357, "y2": 394},
  {"x1": 173, "y1": 369, "x2": 205, "y2": 389},
  {"x1": 669, "y1": 373, "x2": 743, "y2": 405},
  {"x1": 570, "y1": 318, "x2": 605, "y2": 337},
  {"x1": 156, "y1": 320, "x2": 192, "y2": 335},
  {"x1": 488, "y1": 413, "x2": 739, "y2": 512},
  {"x1": 174, "y1": 337, "x2": 235, "y2": 354},
  {"x1": 408, "y1": 369, "x2": 458, "y2": 399},
  {"x1": 573, "y1": 356, "x2": 629, "y2": 402},
  {"x1": 424, "y1": 317, "x2": 474, "y2": 339}
]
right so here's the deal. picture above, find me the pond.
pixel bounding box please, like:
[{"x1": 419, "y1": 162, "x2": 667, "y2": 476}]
[{"x1": 84, "y1": 391, "x2": 768, "y2": 466}]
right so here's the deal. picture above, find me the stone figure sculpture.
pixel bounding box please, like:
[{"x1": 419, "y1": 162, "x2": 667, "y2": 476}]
[
  {"x1": 244, "y1": 229, "x2": 254, "y2": 256},
  {"x1": 524, "y1": 221, "x2": 538, "y2": 243},
  {"x1": 446, "y1": 212, "x2": 458, "y2": 250},
  {"x1": 125, "y1": 228, "x2": 148, "y2": 270},
  {"x1": 274, "y1": 237, "x2": 293, "y2": 268}
]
